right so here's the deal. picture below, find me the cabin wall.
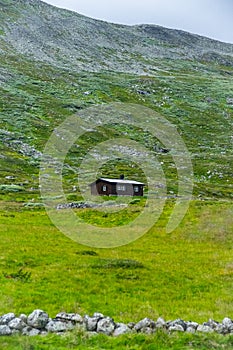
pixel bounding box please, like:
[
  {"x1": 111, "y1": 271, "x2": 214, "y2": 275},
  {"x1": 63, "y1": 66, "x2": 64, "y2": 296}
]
[{"x1": 91, "y1": 181, "x2": 143, "y2": 196}]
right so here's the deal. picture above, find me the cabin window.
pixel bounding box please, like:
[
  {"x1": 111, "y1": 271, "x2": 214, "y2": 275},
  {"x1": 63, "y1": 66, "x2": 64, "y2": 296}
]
[
  {"x1": 134, "y1": 186, "x2": 139, "y2": 193},
  {"x1": 117, "y1": 185, "x2": 126, "y2": 191},
  {"x1": 102, "y1": 185, "x2": 107, "y2": 192}
]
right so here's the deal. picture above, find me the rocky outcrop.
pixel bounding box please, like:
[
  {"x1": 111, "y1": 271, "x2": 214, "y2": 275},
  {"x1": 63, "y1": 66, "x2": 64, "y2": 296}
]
[
  {"x1": 56, "y1": 201, "x2": 127, "y2": 210},
  {"x1": 1, "y1": 310, "x2": 233, "y2": 337}
]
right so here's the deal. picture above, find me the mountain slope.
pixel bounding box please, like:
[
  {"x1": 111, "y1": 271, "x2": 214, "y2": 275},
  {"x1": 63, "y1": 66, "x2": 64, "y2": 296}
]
[
  {"x1": 0, "y1": 0, "x2": 232, "y2": 201},
  {"x1": 0, "y1": 0, "x2": 233, "y2": 74}
]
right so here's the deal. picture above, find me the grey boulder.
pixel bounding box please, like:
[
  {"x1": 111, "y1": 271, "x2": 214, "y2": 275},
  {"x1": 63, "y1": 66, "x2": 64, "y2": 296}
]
[
  {"x1": 22, "y1": 326, "x2": 41, "y2": 336},
  {"x1": 55, "y1": 312, "x2": 83, "y2": 324},
  {"x1": 222, "y1": 317, "x2": 233, "y2": 331},
  {"x1": 0, "y1": 313, "x2": 15, "y2": 325},
  {"x1": 97, "y1": 317, "x2": 116, "y2": 335},
  {"x1": 113, "y1": 323, "x2": 131, "y2": 336},
  {"x1": 134, "y1": 318, "x2": 156, "y2": 332},
  {"x1": 169, "y1": 325, "x2": 185, "y2": 332},
  {"x1": 46, "y1": 320, "x2": 71, "y2": 333},
  {"x1": 155, "y1": 317, "x2": 166, "y2": 329},
  {"x1": 27, "y1": 309, "x2": 49, "y2": 329},
  {"x1": 197, "y1": 325, "x2": 214, "y2": 333},
  {"x1": 8, "y1": 317, "x2": 27, "y2": 330},
  {"x1": 0, "y1": 325, "x2": 12, "y2": 336},
  {"x1": 84, "y1": 313, "x2": 104, "y2": 332}
]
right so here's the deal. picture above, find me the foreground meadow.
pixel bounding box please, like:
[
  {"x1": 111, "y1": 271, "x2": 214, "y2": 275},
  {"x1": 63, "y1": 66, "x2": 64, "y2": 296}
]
[{"x1": 0, "y1": 199, "x2": 233, "y2": 347}]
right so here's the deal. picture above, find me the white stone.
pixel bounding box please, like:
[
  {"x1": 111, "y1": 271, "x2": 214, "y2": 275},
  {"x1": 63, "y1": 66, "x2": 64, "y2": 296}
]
[
  {"x1": 8, "y1": 317, "x2": 27, "y2": 330},
  {"x1": 0, "y1": 325, "x2": 12, "y2": 335},
  {"x1": 197, "y1": 325, "x2": 214, "y2": 333},
  {"x1": 113, "y1": 323, "x2": 131, "y2": 336},
  {"x1": 19, "y1": 314, "x2": 28, "y2": 323},
  {"x1": 156, "y1": 317, "x2": 166, "y2": 328},
  {"x1": 134, "y1": 318, "x2": 155, "y2": 331},
  {"x1": 0, "y1": 313, "x2": 15, "y2": 325},
  {"x1": 222, "y1": 317, "x2": 233, "y2": 329},
  {"x1": 97, "y1": 317, "x2": 115, "y2": 335},
  {"x1": 71, "y1": 314, "x2": 83, "y2": 323},
  {"x1": 27, "y1": 309, "x2": 49, "y2": 329},
  {"x1": 22, "y1": 326, "x2": 41, "y2": 336},
  {"x1": 186, "y1": 326, "x2": 196, "y2": 333},
  {"x1": 169, "y1": 325, "x2": 184, "y2": 332},
  {"x1": 85, "y1": 316, "x2": 98, "y2": 332},
  {"x1": 46, "y1": 320, "x2": 68, "y2": 333}
]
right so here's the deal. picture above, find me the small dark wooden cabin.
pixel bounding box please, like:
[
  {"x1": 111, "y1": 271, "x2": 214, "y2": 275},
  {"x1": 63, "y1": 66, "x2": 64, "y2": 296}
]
[{"x1": 90, "y1": 177, "x2": 144, "y2": 196}]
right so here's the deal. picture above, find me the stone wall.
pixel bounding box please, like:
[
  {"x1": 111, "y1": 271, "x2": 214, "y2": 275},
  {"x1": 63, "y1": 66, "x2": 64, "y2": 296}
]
[{"x1": 1, "y1": 310, "x2": 233, "y2": 336}]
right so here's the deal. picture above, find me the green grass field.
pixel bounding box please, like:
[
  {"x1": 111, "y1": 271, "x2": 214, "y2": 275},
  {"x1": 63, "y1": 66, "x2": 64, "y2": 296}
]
[{"x1": 0, "y1": 198, "x2": 233, "y2": 348}]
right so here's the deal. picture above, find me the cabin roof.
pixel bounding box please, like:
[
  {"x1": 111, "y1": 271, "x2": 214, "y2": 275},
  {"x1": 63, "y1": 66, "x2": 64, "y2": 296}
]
[{"x1": 92, "y1": 177, "x2": 145, "y2": 185}]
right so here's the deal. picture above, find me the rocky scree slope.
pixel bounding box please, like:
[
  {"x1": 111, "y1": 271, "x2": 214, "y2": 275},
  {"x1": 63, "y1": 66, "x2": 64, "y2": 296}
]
[{"x1": 0, "y1": 0, "x2": 233, "y2": 74}]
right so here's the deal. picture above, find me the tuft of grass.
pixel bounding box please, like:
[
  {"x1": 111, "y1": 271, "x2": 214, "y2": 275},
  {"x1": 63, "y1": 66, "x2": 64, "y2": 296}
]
[
  {"x1": 76, "y1": 250, "x2": 99, "y2": 256},
  {"x1": 3, "y1": 268, "x2": 31, "y2": 282},
  {"x1": 91, "y1": 258, "x2": 144, "y2": 269},
  {"x1": 0, "y1": 184, "x2": 24, "y2": 192}
]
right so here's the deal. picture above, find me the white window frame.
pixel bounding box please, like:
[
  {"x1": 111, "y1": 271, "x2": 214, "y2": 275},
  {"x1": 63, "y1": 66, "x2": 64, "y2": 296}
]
[
  {"x1": 116, "y1": 184, "x2": 126, "y2": 191},
  {"x1": 102, "y1": 185, "x2": 107, "y2": 192},
  {"x1": 134, "y1": 186, "x2": 139, "y2": 193}
]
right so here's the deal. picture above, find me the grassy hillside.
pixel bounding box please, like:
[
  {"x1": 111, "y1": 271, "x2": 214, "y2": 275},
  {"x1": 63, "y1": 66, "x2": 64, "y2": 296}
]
[
  {"x1": 0, "y1": 59, "x2": 232, "y2": 200},
  {"x1": 0, "y1": 0, "x2": 232, "y2": 201}
]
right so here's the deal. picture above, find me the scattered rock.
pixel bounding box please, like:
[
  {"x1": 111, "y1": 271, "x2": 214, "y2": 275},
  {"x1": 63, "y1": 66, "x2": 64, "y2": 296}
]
[
  {"x1": 5, "y1": 176, "x2": 15, "y2": 180},
  {"x1": 167, "y1": 319, "x2": 187, "y2": 331},
  {"x1": 0, "y1": 325, "x2": 12, "y2": 336},
  {"x1": 46, "y1": 320, "x2": 71, "y2": 333},
  {"x1": 141, "y1": 327, "x2": 155, "y2": 334},
  {"x1": 215, "y1": 324, "x2": 226, "y2": 334},
  {"x1": 186, "y1": 321, "x2": 199, "y2": 330},
  {"x1": 55, "y1": 312, "x2": 83, "y2": 324},
  {"x1": 226, "y1": 98, "x2": 233, "y2": 105},
  {"x1": 156, "y1": 317, "x2": 166, "y2": 329},
  {"x1": 0, "y1": 313, "x2": 15, "y2": 325},
  {"x1": 153, "y1": 145, "x2": 170, "y2": 153},
  {"x1": 222, "y1": 317, "x2": 233, "y2": 331},
  {"x1": 205, "y1": 97, "x2": 215, "y2": 103},
  {"x1": 134, "y1": 317, "x2": 155, "y2": 332},
  {"x1": 203, "y1": 319, "x2": 219, "y2": 330},
  {"x1": 197, "y1": 325, "x2": 214, "y2": 333},
  {"x1": 27, "y1": 310, "x2": 49, "y2": 329},
  {"x1": 186, "y1": 326, "x2": 196, "y2": 333},
  {"x1": 19, "y1": 314, "x2": 28, "y2": 323},
  {"x1": 97, "y1": 317, "x2": 116, "y2": 335},
  {"x1": 113, "y1": 323, "x2": 131, "y2": 336},
  {"x1": 127, "y1": 322, "x2": 135, "y2": 329},
  {"x1": 22, "y1": 326, "x2": 41, "y2": 336},
  {"x1": 137, "y1": 89, "x2": 151, "y2": 95},
  {"x1": 8, "y1": 318, "x2": 27, "y2": 331},
  {"x1": 169, "y1": 325, "x2": 184, "y2": 332},
  {"x1": 84, "y1": 314, "x2": 103, "y2": 332},
  {"x1": 56, "y1": 202, "x2": 97, "y2": 210}
]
